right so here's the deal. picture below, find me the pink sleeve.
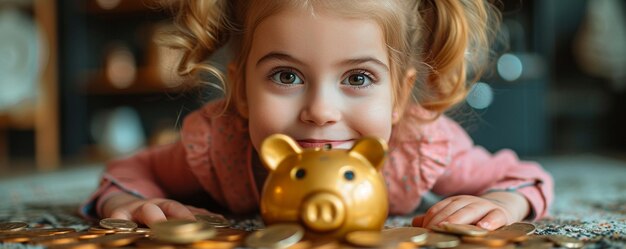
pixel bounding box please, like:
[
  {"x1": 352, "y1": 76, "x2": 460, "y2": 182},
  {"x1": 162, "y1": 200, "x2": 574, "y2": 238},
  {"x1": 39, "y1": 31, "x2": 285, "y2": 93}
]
[
  {"x1": 79, "y1": 141, "x2": 204, "y2": 219},
  {"x1": 430, "y1": 117, "x2": 554, "y2": 220}
]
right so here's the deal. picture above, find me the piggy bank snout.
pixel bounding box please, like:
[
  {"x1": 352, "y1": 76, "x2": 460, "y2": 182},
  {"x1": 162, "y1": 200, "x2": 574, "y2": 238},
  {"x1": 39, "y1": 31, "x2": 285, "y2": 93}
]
[{"x1": 300, "y1": 192, "x2": 346, "y2": 232}]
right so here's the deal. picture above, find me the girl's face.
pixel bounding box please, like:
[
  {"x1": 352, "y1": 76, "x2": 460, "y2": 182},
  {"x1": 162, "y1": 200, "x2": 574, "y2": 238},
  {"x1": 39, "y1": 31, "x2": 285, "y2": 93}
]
[{"x1": 245, "y1": 7, "x2": 393, "y2": 151}]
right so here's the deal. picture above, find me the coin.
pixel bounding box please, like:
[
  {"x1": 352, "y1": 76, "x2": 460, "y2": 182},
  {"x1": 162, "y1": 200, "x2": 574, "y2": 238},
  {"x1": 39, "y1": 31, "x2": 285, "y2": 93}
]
[
  {"x1": 2, "y1": 236, "x2": 30, "y2": 243},
  {"x1": 449, "y1": 243, "x2": 491, "y2": 249},
  {"x1": 245, "y1": 223, "x2": 304, "y2": 249},
  {"x1": 27, "y1": 232, "x2": 83, "y2": 244},
  {"x1": 152, "y1": 220, "x2": 204, "y2": 235},
  {"x1": 88, "y1": 227, "x2": 116, "y2": 234},
  {"x1": 195, "y1": 214, "x2": 231, "y2": 228},
  {"x1": 134, "y1": 227, "x2": 151, "y2": 234},
  {"x1": 425, "y1": 233, "x2": 460, "y2": 248},
  {"x1": 78, "y1": 233, "x2": 103, "y2": 240},
  {"x1": 189, "y1": 240, "x2": 239, "y2": 249},
  {"x1": 99, "y1": 218, "x2": 138, "y2": 231},
  {"x1": 48, "y1": 242, "x2": 100, "y2": 249},
  {"x1": 345, "y1": 230, "x2": 383, "y2": 247},
  {"x1": 213, "y1": 228, "x2": 249, "y2": 242},
  {"x1": 381, "y1": 227, "x2": 429, "y2": 245},
  {"x1": 41, "y1": 228, "x2": 77, "y2": 235},
  {"x1": 441, "y1": 223, "x2": 489, "y2": 237},
  {"x1": 0, "y1": 221, "x2": 28, "y2": 232},
  {"x1": 152, "y1": 220, "x2": 217, "y2": 244},
  {"x1": 496, "y1": 222, "x2": 535, "y2": 235},
  {"x1": 489, "y1": 230, "x2": 527, "y2": 242},
  {"x1": 546, "y1": 234, "x2": 584, "y2": 248},
  {"x1": 91, "y1": 233, "x2": 144, "y2": 247},
  {"x1": 134, "y1": 237, "x2": 177, "y2": 249},
  {"x1": 40, "y1": 237, "x2": 78, "y2": 246},
  {"x1": 462, "y1": 235, "x2": 509, "y2": 247},
  {"x1": 518, "y1": 241, "x2": 553, "y2": 249}
]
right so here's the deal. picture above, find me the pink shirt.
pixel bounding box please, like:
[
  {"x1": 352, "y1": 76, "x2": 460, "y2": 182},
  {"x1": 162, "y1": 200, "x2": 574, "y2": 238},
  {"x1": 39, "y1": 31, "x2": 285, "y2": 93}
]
[{"x1": 81, "y1": 99, "x2": 553, "y2": 220}]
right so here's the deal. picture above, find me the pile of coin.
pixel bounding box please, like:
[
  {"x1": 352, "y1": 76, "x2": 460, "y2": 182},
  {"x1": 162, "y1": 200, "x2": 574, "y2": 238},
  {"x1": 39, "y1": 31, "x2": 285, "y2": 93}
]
[
  {"x1": 341, "y1": 222, "x2": 585, "y2": 249},
  {"x1": 0, "y1": 218, "x2": 585, "y2": 249}
]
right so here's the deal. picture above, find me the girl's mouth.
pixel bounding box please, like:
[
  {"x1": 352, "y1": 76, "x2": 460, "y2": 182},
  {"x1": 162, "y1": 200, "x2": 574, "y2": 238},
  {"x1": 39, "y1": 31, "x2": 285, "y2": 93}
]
[{"x1": 296, "y1": 139, "x2": 354, "y2": 149}]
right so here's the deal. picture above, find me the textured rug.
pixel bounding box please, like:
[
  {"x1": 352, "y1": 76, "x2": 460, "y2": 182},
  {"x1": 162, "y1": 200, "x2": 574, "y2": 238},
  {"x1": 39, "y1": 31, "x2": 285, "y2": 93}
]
[{"x1": 0, "y1": 155, "x2": 625, "y2": 248}]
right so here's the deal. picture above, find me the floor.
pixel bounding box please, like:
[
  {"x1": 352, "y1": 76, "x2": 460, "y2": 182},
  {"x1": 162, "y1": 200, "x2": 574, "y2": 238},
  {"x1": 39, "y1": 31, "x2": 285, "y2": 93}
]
[{"x1": 0, "y1": 154, "x2": 625, "y2": 248}]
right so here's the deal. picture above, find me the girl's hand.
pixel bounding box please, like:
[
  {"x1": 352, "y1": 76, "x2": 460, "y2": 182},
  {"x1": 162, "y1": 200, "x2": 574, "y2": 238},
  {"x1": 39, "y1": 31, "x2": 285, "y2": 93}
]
[
  {"x1": 101, "y1": 192, "x2": 217, "y2": 227},
  {"x1": 412, "y1": 192, "x2": 529, "y2": 230}
]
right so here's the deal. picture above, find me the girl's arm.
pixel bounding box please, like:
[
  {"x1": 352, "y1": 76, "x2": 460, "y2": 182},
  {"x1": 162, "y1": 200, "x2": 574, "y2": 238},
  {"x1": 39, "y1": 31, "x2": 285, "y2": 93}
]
[
  {"x1": 411, "y1": 116, "x2": 553, "y2": 230},
  {"x1": 80, "y1": 141, "x2": 210, "y2": 224}
]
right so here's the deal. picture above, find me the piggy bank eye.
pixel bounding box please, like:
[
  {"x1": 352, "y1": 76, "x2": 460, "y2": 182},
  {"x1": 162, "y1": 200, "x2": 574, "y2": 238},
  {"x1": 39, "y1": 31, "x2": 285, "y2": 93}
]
[
  {"x1": 344, "y1": 170, "x2": 355, "y2": 181},
  {"x1": 294, "y1": 168, "x2": 306, "y2": 179}
]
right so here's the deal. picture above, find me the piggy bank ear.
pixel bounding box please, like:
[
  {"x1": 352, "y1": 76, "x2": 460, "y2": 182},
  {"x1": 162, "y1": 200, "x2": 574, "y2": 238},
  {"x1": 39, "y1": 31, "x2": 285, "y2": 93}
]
[
  {"x1": 349, "y1": 137, "x2": 388, "y2": 171},
  {"x1": 260, "y1": 134, "x2": 302, "y2": 171}
]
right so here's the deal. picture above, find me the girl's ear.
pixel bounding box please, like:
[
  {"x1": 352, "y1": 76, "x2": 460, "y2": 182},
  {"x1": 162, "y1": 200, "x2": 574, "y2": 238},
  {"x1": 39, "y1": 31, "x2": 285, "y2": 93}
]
[
  {"x1": 393, "y1": 68, "x2": 418, "y2": 124},
  {"x1": 228, "y1": 62, "x2": 248, "y2": 118},
  {"x1": 260, "y1": 134, "x2": 302, "y2": 171}
]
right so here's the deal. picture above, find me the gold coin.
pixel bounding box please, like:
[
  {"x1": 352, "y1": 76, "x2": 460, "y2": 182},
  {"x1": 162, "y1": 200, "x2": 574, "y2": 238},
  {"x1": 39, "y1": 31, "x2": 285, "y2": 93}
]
[
  {"x1": 546, "y1": 235, "x2": 584, "y2": 248},
  {"x1": 27, "y1": 231, "x2": 83, "y2": 244},
  {"x1": 154, "y1": 228, "x2": 217, "y2": 244},
  {"x1": 18, "y1": 228, "x2": 76, "y2": 236},
  {"x1": 430, "y1": 225, "x2": 448, "y2": 233},
  {"x1": 134, "y1": 227, "x2": 151, "y2": 234},
  {"x1": 245, "y1": 223, "x2": 304, "y2": 249},
  {"x1": 345, "y1": 231, "x2": 384, "y2": 247},
  {"x1": 0, "y1": 221, "x2": 28, "y2": 232},
  {"x1": 78, "y1": 233, "x2": 104, "y2": 240},
  {"x1": 381, "y1": 227, "x2": 429, "y2": 245},
  {"x1": 490, "y1": 230, "x2": 528, "y2": 242},
  {"x1": 99, "y1": 218, "x2": 138, "y2": 231},
  {"x1": 195, "y1": 214, "x2": 231, "y2": 228},
  {"x1": 344, "y1": 230, "x2": 383, "y2": 247},
  {"x1": 3, "y1": 236, "x2": 30, "y2": 243},
  {"x1": 213, "y1": 228, "x2": 249, "y2": 242},
  {"x1": 190, "y1": 240, "x2": 239, "y2": 249},
  {"x1": 441, "y1": 223, "x2": 489, "y2": 237},
  {"x1": 425, "y1": 233, "x2": 460, "y2": 248},
  {"x1": 134, "y1": 238, "x2": 177, "y2": 249},
  {"x1": 47, "y1": 242, "x2": 101, "y2": 249},
  {"x1": 41, "y1": 237, "x2": 78, "y2": 246},
  {"x1": 89, "y1": 233, "x2": 144, "y2": 247},
  {"x1": 152, "y1": 220, "x2": 204, "y2": 235},
  {"x1": 461, "y1": 235, "x2": 508, "y2": 247},
  {"x1": 518, "y1": 241, "x2": 553, "y2": 249},
  {"x1": 496, "y1": 222, "x2": 536, "y2": 235},
  {"x1": 88, "y1": 227, "x2": 116, "y2": 234},
  {"x1": 152, "y1": 221, "x2": 217, "y2": 244}
]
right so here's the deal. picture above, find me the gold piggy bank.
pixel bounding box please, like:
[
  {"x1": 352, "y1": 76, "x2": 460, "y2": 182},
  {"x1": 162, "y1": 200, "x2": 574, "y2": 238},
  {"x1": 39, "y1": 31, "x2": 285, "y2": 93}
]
[{"x1": 259, "y1": 134, "x2": 389, "y2": 238}]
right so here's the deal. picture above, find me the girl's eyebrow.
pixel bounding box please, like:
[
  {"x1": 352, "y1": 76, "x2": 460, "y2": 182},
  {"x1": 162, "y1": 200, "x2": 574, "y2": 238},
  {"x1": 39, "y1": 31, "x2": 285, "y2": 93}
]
[{"x1": 256, "y1": 52, "x2": 389, "y2": 71}]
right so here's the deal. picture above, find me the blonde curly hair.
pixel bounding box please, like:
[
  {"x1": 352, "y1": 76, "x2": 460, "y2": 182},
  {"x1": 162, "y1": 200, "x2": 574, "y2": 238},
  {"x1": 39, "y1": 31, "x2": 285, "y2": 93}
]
[{"x1": 160, "y1": 0, "x2": 500, "y2": 121}]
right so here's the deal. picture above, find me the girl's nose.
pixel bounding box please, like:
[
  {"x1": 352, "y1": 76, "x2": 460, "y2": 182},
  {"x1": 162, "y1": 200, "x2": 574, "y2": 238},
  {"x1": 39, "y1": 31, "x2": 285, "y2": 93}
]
[{"x1": 299, "y1": 88, "x2": 341, "y2": 126}]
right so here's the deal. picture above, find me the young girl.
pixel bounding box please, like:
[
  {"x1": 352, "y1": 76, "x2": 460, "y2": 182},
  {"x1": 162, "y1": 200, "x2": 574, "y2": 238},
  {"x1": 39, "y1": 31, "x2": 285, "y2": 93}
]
[{"x1": 82, "y1": 0, "x2": 553, "y2": 231}]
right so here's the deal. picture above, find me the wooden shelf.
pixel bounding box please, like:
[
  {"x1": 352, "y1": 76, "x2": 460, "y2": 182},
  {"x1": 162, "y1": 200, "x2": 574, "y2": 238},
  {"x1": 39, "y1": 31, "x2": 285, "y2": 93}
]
[
  {"x1": 0, "y1": 108, "x2": 36, "y2": 130},
  {"x1": 82, "y1": 68, "x2": 198, "y2": 95},
  {"x1": 83, "y1": 0, "x2": 172, "y2": 15},
  {"x1": 0, "y1": 0, "x2": 34, "y2": 8}
]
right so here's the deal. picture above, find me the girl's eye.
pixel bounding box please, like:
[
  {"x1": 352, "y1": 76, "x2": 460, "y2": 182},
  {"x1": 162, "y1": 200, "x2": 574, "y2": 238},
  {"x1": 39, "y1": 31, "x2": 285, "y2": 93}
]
[
  {"x1": 341, "y1": 71, "x2": 375, "y2": 87},
  {"x1": 270, "y1": 70, "x2": 303, "y2": 85}
]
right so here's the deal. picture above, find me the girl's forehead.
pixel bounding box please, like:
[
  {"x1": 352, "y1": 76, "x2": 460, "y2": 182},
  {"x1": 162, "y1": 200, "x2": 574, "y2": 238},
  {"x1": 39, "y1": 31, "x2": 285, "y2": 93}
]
[{"x1": 248, "y1": 7, "x2": 390, "y2": 70}]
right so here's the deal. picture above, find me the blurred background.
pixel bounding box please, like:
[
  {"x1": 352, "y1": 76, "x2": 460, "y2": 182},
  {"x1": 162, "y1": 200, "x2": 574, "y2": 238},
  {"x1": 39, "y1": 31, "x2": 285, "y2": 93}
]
[{"x1": 0, "y1": 0, "x2": 625, "y2": 173}]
